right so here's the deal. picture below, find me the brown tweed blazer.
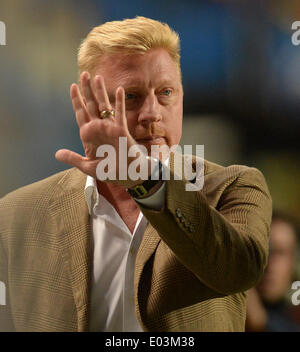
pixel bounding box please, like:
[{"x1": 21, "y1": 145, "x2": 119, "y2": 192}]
[{"x1": 0, "y1": 155, "x2": 272, "y2": 331}]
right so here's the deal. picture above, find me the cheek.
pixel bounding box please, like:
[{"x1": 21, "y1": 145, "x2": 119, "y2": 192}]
[
  {"x1": 164, "y1": 106, "x2": 183, "y2": 143},
  {"x1": 124, "y1": 112, "x2": 138, "y2": 132}
]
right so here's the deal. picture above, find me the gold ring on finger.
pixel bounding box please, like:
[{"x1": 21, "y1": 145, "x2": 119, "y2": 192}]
[{"x1": 100, "y1": 110, "x2": 115, "y2": 119}]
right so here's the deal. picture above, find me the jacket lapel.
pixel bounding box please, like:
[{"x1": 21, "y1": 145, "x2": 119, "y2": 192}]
[
  {"x1": 54, "y1": 168, "x2": 91, "y2": 331},
  {"x1": 134, "y1": 152, "x2": 186, "y2": 330},
  {"x1": 134, "y1": 223, "x2": 161, "y2": 331}
]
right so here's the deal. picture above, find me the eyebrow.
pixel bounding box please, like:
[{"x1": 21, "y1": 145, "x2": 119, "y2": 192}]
[{"x1": 122, "y1": 79, "x2": 176, "y2": 90}]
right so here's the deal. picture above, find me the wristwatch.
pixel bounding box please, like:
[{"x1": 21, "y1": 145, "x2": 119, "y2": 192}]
[{"x1": 127, "y1": 157, "x2": 163, "y2": 199}]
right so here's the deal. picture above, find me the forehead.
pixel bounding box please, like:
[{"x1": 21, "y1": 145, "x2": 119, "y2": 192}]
[{"x1": 94, "y1": 49, "x2": 180, "y2": 89}]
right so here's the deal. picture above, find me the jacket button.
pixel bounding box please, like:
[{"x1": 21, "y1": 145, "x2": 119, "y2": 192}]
[
  {"x1": 189, "y1": 224, "x2": 196, "y2": 233},
  {"x1": 184, "y1": 220, "x2": 190, "y2": 227},
  {"x1": 176, "y1": 208, "x2": 182, "y2": 218}
]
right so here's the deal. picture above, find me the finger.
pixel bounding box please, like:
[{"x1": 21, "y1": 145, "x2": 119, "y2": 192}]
[
  {"x1": 80, "y1": 72, "x2": 99, "y2": 119},
  {"x1": 70, "y1": 83, "x2": 89, "y2": 127},
  {"x1": 55, "y1": 149, "x2": 86, "y2": 168},
  {"x1": 55, "y1": 149, "x2": 99, "y2": 178},
  {"x1": 115, "y1": 86, "x2": 127, "y2": 128},
  {"x1": 94, "y1": 75, "x2": 113, "y2": 114}
]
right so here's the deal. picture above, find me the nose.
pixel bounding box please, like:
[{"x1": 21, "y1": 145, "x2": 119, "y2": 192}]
[{"x1": 138, "y1": 91, "x2": 162, "y2": 126}]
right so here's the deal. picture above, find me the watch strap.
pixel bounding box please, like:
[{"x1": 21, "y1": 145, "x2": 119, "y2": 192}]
[{"x1": 127, "y1": 159, "x2": 163, "y2": 199}]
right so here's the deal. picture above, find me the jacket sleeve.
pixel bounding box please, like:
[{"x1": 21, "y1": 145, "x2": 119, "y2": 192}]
[{"x1": 138, "y1": 166, "x2": 272, "y2": 295}]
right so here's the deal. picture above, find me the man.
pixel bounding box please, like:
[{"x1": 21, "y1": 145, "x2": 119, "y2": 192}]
[
  {"x1": 246, "y1": 212, "x2": 300, "y2": 331},
  {"x1": 0, "y1": 16, "x2": 272, "y2": 332}
]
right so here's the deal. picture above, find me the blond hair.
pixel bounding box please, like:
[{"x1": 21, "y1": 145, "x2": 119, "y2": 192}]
[{"x1": 77, "y1": 16, "x2": 181, "y2": 79}]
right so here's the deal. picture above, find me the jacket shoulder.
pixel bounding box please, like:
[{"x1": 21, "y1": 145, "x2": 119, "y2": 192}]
[
  {"x1": 0, "y1": 168, "x2": 85, "y2": 224},
  {"x1": 1, "y1": 169, "x2": 71, "y2": 206},
  {"x1": 203, "y1": 158, "x2": 252, "y2": 176},
  {"x1": 202, "y1": 158, "x2": 267, "y2": 182}
]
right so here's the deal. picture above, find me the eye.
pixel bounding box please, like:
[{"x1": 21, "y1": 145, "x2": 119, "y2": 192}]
[
  {"x1": 161, "y1": 89, "x2": 172, "y2": 96},
  {"x1": 125, "y1": 92, "x2": 136, "y2": 100}
]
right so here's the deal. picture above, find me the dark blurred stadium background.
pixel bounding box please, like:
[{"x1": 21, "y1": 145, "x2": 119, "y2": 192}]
[{"x1": 0, "y1": 0, "x2": 299, "y2": 221}]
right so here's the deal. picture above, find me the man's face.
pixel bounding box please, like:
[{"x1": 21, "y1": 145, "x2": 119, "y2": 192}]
[
  {"x1": 93, "y1": 48, "x2": 183, "y2": 153},
  {"x1": 257, "y1": 220, "x2": 297, "y2": 304}
]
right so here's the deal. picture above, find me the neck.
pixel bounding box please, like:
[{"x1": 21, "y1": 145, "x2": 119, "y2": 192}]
[
  {"x1": 96, "y1": 181, "x2": 140, "y2": 234},
  {"x1": 97, "y1": 180, "x2": 131, "y2": 202}
]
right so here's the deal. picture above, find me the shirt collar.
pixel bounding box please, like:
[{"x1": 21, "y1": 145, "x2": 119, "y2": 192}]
[{"x1": 84, "y1": 176, "x2": 99, "y2": 215}]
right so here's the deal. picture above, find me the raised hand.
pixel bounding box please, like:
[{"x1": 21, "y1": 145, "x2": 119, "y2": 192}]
[{"x1": 55, "y1": 72, "x2": 143, "y2": 187}]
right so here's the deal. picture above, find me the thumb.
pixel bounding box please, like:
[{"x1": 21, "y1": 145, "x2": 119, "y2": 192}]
[{"x1": 55, "y1": 149, "x2": 85, "y2": 169}]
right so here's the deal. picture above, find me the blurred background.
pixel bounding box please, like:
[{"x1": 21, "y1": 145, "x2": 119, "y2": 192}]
[{"x1": 0, "y1": 0, "x2": 300, "y2": 330}]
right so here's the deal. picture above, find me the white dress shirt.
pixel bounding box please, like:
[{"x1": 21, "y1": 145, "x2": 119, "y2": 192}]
[{"x1": 85, "y1": 176, "x2": 166, "y2": 332}]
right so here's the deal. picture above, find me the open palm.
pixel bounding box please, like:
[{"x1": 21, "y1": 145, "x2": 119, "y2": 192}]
[{"x1": 55, "y1": 72, "x2": 137, "y2": 182}]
